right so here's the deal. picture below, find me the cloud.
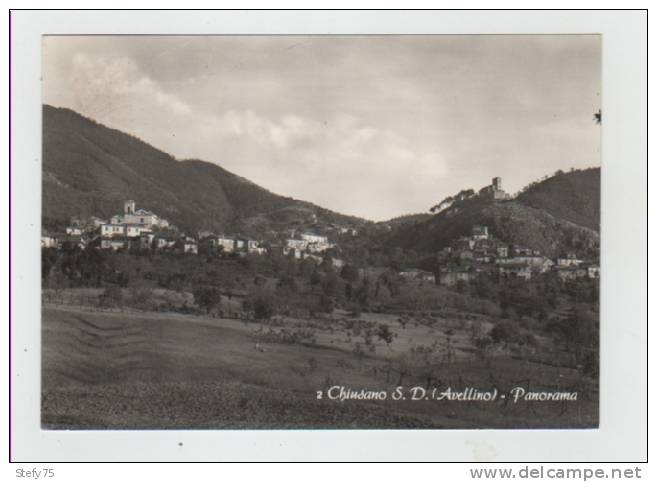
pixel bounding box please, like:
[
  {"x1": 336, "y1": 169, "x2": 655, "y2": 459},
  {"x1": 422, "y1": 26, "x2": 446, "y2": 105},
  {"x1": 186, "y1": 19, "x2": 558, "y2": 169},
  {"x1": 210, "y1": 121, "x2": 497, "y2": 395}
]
[
  {"x1": 203, "y1": 109, "x2": 448, "y2": 220},
  {"x1": 42, "y1": 36, "x2": 600, "y2": 220},
  {"x1": 66, "y1": 54, "x2": 193, "y2": 127},
  {"x1": 55, "y1": 53, "x2": 447, "y2": 220}
]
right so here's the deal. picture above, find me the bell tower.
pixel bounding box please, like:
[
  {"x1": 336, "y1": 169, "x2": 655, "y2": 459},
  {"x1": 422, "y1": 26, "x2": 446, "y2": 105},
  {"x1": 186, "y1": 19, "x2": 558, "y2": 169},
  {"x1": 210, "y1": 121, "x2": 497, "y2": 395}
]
[{"x1": 124, "y1": 200, "x2": 136, "y2": 214}]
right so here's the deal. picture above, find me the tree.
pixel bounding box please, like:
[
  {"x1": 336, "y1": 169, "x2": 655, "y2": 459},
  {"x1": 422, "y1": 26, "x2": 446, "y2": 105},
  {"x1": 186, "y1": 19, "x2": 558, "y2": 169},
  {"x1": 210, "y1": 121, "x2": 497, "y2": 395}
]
[
  {"x1": 490, "y1": 321, "x2": 513, "y2": 344},
  {"x1": 409, "y1": 342, "x2": 441, "y2": 388},
  {"x1": 253, "y1": 295, "x2": 275, "y2": 321},
  {"x1": 193, "y1": 285, "x2": 222, "y2": 313},
  {"x1": 129, "y1": 285, "x2": 153, "y2": 309},
  {"x1": 340, "y1": 264, "x2": 359, "y2": 283},
  {"x1": 100, "y1": 285, "x2": 123, "y2": 308},
  {"x1": 309, "y1": 268, "x2": 321, "y2": 292},
  {"x1": 546, "y1": 304, "x2": 598, "y2": 370},
  {"x1": 455, "y1": 279, "x2": 467, "y2": 294},
  {"x1": 245, "y1": 289, "x2": 277, "y2": 321},
  {"x1": 321, "y1": 271, "x2": 341, "y2": 296},
  {"x1": 474, "y1": 273, "x2": 496, "y2": 300},
  {"x1": 317, "y1": 293, "x2": 334, "y2": 314},
  {"x1": 277, "y1": 275, "x2": 298, "y2": 295},
  {"x1": 345, "y1": 282, "x2": 353, "y2": 301},
  {"x1": 377, "y1": 324, "x2": 395, "y2": 347}
]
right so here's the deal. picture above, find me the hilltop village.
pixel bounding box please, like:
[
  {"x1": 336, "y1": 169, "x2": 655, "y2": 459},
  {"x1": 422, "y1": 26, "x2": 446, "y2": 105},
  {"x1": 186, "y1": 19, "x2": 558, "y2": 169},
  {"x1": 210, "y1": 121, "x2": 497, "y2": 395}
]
[
  {"x1": 42, "y1": 199, "x2": 349, "y2": 268},
  {"x1": 432, "y1": 224, "x2": 599, "y2": 285},
  {"x1": 41, "y1": 176, "x2": 599, "y2": 287}
]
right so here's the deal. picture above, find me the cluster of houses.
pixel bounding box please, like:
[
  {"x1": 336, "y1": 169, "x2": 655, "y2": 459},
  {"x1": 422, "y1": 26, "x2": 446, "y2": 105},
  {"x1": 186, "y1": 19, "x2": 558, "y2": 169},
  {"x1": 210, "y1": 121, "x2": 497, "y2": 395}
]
[
  {"x1": 42, "y1": 200, "x2": 201, "y2": 254},
  {"x1": 398, "y1": 268, "x2": 437, "y2": 284},
  {"x1": 399, "y1": 224, "x2": 600, "y2": 287},
  {"x1": 42, "y1": 200, "x2": 347, "y2": 268},
  {"x1": 275, "y1": 231, "x2": 344, "y2": 268},
  {"x1": 438, "y1": 225, "x2": 599, "y2": 285},
  {"x1": 198, "y1": 232, "x2": 264, "y2": 255},
  {"x1": 283, "y1": 232, "x2": 333, "y2": 256}
]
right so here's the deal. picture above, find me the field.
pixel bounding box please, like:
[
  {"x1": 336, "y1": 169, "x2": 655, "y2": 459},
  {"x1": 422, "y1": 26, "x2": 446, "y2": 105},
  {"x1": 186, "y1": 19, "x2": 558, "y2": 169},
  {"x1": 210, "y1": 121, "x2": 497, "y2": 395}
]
[{"x1": 42, "y1": 301, "x2": 598, "y2": 429}]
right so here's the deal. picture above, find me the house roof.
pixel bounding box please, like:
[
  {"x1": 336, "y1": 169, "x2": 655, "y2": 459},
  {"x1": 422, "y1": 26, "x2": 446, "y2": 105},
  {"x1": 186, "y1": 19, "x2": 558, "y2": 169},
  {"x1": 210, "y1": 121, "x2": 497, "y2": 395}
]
[
  {"x1": 134, "y1": 208, "x2": 155, "y2": 216},
  {"x1": 499, "y1": 262, "x2": 531, "y2": 269},
  {"x1": 554, "y1": 265, "x2": 587, "y2": 271},
  {"x1": 101, "y1": 236, "x2": 129, "y2": 242},
  {"x1": 125, "y1": 223, "x2": 152, "y2": 229}
]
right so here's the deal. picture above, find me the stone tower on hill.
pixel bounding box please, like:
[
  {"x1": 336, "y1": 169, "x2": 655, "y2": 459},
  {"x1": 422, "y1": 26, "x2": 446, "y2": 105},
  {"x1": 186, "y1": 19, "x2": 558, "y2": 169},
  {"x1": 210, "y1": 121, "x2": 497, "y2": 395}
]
[{"x1": 479, "y1": 177, "x2": 510, "y2": 200}]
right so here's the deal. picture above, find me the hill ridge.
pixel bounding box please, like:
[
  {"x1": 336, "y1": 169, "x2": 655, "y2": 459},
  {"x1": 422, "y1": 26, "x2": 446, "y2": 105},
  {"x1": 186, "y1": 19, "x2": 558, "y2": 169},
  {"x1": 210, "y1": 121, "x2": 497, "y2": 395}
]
[{"x1": 42, "y1": 105, "x2": 364, "y2": 235}]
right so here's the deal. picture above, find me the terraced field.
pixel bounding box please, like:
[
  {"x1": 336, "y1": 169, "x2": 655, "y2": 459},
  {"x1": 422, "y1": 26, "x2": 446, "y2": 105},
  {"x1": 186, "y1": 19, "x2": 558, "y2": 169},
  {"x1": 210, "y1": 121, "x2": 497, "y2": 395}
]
[{"x1": 42, "y1": 306, "x2": 598, "y2": 429}]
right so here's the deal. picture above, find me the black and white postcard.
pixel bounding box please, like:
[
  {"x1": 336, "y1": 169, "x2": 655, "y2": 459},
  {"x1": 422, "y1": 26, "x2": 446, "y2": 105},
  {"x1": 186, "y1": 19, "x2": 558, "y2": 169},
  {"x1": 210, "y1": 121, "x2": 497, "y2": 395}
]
[
  {"x1": 8, "y1": 9, "x2": 647, "y2": 463},
  {"x1": 39, "y1": 34, "x2": 602, "y2": 430}
]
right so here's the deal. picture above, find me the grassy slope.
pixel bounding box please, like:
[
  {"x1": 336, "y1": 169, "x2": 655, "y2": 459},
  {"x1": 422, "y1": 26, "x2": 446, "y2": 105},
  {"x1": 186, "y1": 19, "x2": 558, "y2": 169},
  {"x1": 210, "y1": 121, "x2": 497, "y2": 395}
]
[
  {"x1": 43, "y1": 106, "x2": 234, "y2": 232},
  {"x1": 384, "y1": 197, "x2": 599, "y2": 258},
  {"x1": 517, "y1": 168, "x2": 600, "y2": 232},
  {"x1": 42, "y1": 306, "x2": 597, "y2": 429}
]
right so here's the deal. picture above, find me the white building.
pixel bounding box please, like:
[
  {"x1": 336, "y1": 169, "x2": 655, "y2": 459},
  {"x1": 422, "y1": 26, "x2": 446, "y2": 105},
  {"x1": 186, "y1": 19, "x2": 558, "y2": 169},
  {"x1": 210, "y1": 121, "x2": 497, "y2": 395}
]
[
  {"x1": 331, "y1": 258, "x2": 345, "y2": 269},
  {"x1": 302, "y1": 253, "x2": 324, "y2": 263},
  {"x1": 155, "y1": 237, "x2": 177, "y2": 249},
  {"x1": 399, "y1": 268, "x2": 436, "y2": 284},
  {"x1": 139, "y1": 233, "x2": 155, "y2": 249},
  {"x1": 182, "y1": 238, "x2": 198, "y2": 254},
  {"x1": 300, "y1": 233, "x2": 332, "y2": 253},
  {"x1": 101, "y1": 224, "x2": 126, "y2": 237},
  {"x1": 101, "y1": 238, "x2": 128, "y2": 250},
  {"x1": 87, "y1": 216, "x2": 107, "y2": 228},
  {"x1": 238, "y1": 238, "x2": 265, "y2": 254},
  {"x1": 125, "y1": 225, "x2": 152, "y2": 238},
  {"x1": 587, "y1": 265, "x2": 600, "y2": 279},
  {"x1": 286, "y1": 238, "x2": 308, "y2": 250},
  {"x1": 283, "y1": 247, "x2": 302, "y2": 259},
  {"x1": 110, "y1": 200, "x2": 169, "y2": 229},
  {"x1": 244, "y1": 238, "x2": 260, "y2": 252},
  {"x1": 41, "y1": 235, "x2": 59, "y2": 248},
  {"x1": 498, "y1": 255, "x2": 554, "y2": 273},
  {"x1": 216, "y1": 235, "x2": 236, "y2": 253},
  {"x1": 301, "y1": 232, "x2": 329, "y2": 245},
  {"x1": 471, "y1": 225, "x2": 489, "y2": 240},
  {"x1": 557, "y1": 253, "x2": 583, "y2": 267}
]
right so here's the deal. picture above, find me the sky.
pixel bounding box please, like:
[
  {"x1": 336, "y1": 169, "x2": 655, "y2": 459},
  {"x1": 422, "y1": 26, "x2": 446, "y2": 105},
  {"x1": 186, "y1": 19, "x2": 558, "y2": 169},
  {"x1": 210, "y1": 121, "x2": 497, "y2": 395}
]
[{"x1": 42, "y1": 35, "x2": 601, "y2": 221}]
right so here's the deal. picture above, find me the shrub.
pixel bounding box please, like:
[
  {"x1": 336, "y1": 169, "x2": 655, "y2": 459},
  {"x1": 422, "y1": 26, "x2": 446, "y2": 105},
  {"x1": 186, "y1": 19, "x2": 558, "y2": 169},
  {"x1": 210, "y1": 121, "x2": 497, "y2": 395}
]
[
  {"x1": 490, "y1": 321, "x2": 514, "y2": 344},
  {"x1": 377, "y1": 324, "x2": 394, "y2": 346},
  {"x1": 193, "y1": 286, "x2": 222, "y2": 313},
  {"x1": 99, "y1": 286, "x2": 123, "y2": 308},
  {"x1": 129, "y1": 286, "x2": 153, "y2": 309},
  {"x1": 253, "y1": 294, "x2": 275, "y2": 321}
]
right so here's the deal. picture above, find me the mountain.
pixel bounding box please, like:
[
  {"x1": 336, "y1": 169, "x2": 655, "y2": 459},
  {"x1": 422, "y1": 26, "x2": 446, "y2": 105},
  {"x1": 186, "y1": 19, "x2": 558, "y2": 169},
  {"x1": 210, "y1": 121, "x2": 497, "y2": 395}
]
[
  {"x1": 516, "y1": 168, "x2": 600, "y2": 231},
  {"x1": 383, "y1": 169, "x2": 600, "y2": 258},
  {"x1": 378, "y1": 213, "x2": 433, "y2": 228},
  {"x1": 42, "y1": 105, "x2": 364, "y2": 235},
  {"x1": 42, "y1": 104, "x2": 600, "y2": 258}
]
